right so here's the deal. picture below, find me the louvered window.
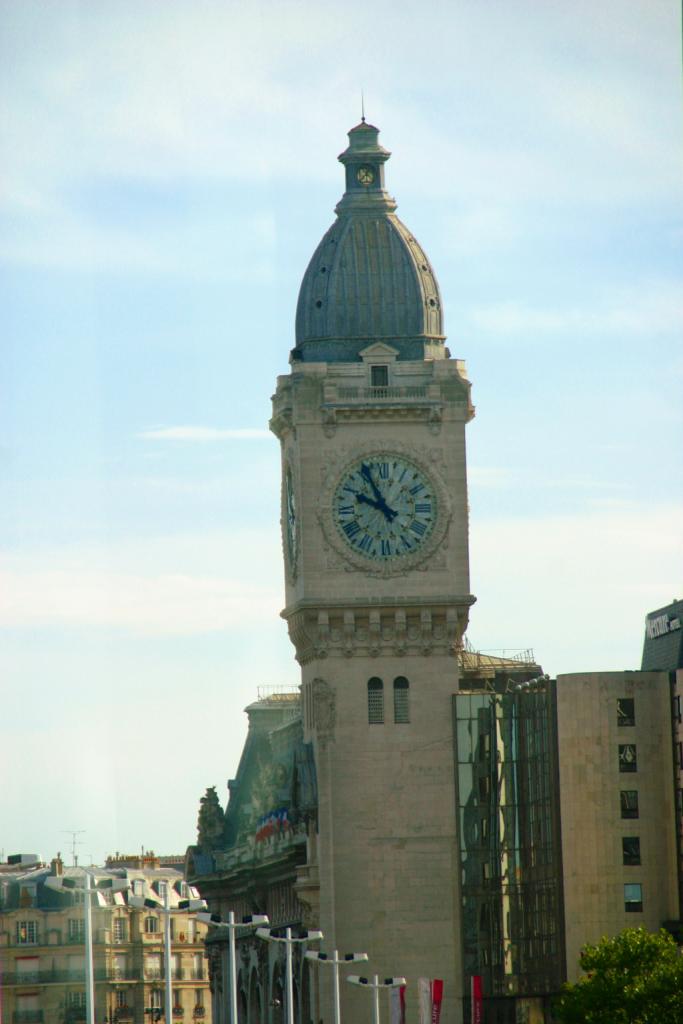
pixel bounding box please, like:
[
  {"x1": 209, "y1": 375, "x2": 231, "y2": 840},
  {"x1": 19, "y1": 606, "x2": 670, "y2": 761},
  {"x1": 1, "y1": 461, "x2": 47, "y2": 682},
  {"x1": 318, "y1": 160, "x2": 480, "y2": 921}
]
[
  {"x1": 393, "y1": 677, "x2": 410, "y2": 723},
  {"x1": 368, "y1": 678, "x2": 384, "y2": 724}
]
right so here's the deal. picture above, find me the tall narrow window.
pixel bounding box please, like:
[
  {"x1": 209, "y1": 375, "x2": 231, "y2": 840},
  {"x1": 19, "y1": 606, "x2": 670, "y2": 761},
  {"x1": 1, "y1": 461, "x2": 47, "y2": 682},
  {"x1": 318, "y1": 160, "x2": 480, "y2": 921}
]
[
  {"x1": 617, "y1": 698, "x2": 635, "y2": 726},
  {"x1": 393, "y1": 677, "x2": 410, "y2": 723},
  {"x1": 618, "y1": 744, "x2": 637, "y2": 772},
  {"x1": 622, "y1": 837, "x2": 641, "y2": 865},
  {"x1": 624, "y1": 883, "x2": 642, "y2": 912},
  {"x1": 368, "y1": 678, "x2": 384, "y2": 724},
  {"x1": 620, "y1": 790, "x2": 639, "y2": 819}
]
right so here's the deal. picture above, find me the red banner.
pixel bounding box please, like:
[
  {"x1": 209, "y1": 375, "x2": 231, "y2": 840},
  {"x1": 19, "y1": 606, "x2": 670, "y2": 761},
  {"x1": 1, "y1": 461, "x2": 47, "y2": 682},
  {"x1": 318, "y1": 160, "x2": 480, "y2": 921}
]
[
  {"x1": 390, "y1": 984, "x2": 406, "y2": 1024},
  {"x1": 471, "y1": 976, "x2": 483, "y2": 1024},
  {"x1": 431, "y1": 979, "x2": 444, "y2": 1024}
]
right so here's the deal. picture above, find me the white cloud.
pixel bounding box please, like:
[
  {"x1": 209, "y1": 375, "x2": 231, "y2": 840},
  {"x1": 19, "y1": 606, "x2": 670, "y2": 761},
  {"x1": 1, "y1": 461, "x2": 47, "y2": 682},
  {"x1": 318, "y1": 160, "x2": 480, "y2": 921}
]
[
  {"x1": 0, "y1": 527, "x2": 284, "y2": 634},
  {"x1": 469, "y1": 500, "x2": 683, "y2": 675},
  {"x1": 469, "y1": 281, "x2": 683, "y2": 337},
  {"x1": 0, "y1": 566, "x2": 281, "y2": 634},
  {"x1": 138, "y1": 426, "x2": 271, "y2": 441},
  {"x1": 1, "y1": 0, "x2": 680, "y2": 216},
  {"x1": 469, "y1": 466, "x2": 516, "y2": 489}
]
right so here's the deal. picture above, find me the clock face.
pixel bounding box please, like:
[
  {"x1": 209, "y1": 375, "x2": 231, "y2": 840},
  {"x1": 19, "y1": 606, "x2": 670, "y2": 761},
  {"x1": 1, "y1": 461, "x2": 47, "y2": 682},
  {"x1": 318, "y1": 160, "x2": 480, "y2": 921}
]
[
  {"x1": 356, "y1": 165, "x2": 375, "y2": 186},
  {"x1": 285, "y1": 466, "x2": 297, "y2": 569},
  {"x1": 333, "y1": 455, "x2": 436, "y2": 561}
]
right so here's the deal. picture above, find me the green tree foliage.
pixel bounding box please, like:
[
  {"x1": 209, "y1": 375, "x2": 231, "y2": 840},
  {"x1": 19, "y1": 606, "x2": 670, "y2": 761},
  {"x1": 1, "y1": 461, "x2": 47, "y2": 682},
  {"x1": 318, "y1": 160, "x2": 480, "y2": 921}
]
[
  {"x1": 196, "y1": 785, "x2": 225, "y2": 851},
  {"x1": 555, "y1": 927, "x2": 683, "y2": 1024}
]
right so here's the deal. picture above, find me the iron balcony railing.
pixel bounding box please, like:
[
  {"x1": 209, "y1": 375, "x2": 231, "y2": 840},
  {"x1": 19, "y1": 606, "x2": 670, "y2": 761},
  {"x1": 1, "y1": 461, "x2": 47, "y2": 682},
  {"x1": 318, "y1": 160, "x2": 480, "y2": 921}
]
[{"x1": 4, "y1": 967, "x2": 142, "y2": 985}]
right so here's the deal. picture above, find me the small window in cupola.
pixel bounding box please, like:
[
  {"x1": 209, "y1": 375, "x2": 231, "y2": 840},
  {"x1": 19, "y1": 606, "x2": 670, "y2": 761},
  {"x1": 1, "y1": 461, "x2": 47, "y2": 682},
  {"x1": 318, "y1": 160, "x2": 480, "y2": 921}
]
[{"x1": 370, "y1": 365, "x2": 388, "y2": 388}]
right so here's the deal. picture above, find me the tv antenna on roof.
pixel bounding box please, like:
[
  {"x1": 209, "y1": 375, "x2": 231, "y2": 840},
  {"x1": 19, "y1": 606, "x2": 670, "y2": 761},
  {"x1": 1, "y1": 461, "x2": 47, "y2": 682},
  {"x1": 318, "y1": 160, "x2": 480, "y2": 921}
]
[{"x1": 62, "y1": 830, "x2": 85, "y2": 867}]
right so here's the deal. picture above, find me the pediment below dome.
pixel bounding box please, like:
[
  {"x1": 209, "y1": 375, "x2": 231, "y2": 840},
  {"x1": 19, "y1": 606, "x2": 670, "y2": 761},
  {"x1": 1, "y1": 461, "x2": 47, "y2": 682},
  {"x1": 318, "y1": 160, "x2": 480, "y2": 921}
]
[{"x1": 358, "y1": 342, "x2": 399, "y2": 361}]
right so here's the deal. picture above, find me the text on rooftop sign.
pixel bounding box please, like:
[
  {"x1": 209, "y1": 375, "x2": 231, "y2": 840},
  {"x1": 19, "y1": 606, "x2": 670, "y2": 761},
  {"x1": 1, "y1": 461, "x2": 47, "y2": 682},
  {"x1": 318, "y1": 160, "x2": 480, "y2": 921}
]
[{"x1": 646, "y1": 614, "x2": 682, "y2": 640}]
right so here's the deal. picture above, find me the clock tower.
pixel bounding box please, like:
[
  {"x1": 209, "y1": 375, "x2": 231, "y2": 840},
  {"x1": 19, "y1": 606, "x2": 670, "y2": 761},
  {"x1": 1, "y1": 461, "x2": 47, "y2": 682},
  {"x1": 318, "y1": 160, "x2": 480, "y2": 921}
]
[{"x1": 271, "y1": 121, "x2": 475, "y2": 1023}]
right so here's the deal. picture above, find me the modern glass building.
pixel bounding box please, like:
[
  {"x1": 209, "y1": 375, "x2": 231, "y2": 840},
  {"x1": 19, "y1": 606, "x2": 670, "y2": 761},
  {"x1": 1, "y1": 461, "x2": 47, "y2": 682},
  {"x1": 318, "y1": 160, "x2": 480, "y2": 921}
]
[{"x1": 453, "y1": 685, "x2": 565, "y2": 1024}]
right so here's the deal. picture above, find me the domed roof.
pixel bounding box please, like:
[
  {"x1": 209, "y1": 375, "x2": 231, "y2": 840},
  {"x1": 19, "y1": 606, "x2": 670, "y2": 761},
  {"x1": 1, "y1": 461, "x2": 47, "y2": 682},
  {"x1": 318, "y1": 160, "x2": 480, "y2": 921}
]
[{"x1": 294, "y1": 122, "x2": 445, "y2": 363}]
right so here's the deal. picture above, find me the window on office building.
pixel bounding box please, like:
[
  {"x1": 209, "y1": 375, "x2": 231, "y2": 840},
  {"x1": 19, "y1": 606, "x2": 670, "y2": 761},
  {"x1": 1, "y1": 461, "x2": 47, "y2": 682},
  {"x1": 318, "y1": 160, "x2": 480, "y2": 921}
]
[
  {"x1": 620, "y1": 790, "x2": 639, "y2": 819},
  {"x1": 618, "y1": 744, "x2": 637, "y2": 772},
  {"x1": 145, "y1": 916, "x2": 158, "y2": 934},
  {"x1": 622, "y1": 837, "x2": 641, "y2": 866},
  {"x1": 624, "y1": 883, "x2": 643, "y2": 912},
  {"x1": 617, "y1": 697, "x2": 635, "y2": 726}
]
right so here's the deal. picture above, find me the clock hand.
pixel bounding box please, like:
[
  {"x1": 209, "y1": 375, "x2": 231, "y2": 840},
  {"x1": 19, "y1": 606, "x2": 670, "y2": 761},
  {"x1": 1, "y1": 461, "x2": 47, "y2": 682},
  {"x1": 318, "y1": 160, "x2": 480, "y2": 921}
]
[
  {"x1": 360, "y1": 463, "x2": 383, "y2": 503},
  {"x1": 356, "y1": 468, "x2": 397, "y2": 524},
  {"x1": 348, "y1": 489, "x2": 398, "y2": 522}
]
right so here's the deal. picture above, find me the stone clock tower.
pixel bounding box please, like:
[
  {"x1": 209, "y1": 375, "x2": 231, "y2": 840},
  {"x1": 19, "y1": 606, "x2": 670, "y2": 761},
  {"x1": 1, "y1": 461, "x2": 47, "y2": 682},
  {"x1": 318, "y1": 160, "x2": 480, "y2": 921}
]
[{"x1": 270, "y1": 121, "x2": 475, "y2": 1024}]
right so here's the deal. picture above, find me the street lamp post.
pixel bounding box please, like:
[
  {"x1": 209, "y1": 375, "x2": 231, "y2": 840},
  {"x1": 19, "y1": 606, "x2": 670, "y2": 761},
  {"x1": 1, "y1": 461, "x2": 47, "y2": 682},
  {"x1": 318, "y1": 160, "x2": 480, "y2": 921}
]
[
  {"x1": 256, "y1": 927, "x2": 323, "y2": 1024},
  {"x1": 129, "y1": 889, "x2": 207, "y2": 1024},
  {"x1": 305, "y1": 950, "x2": 368, "y2": 1024},
  {"x1": 196, "y1": 911, "x2": 269, "y2": 1024},
  {"x1": 347, "y1": 975, "x2": 407, "y2": 1024},
  {"x1": 44, "y1": 871, "x2": 129, "y2": 1024}
]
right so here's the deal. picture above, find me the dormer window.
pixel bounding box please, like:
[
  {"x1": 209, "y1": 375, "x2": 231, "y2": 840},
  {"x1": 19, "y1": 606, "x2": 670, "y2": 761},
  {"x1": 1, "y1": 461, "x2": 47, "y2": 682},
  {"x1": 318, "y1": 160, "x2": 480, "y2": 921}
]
[{"x1": 370, "y1": 365, "x2": 388, "y2": 388}]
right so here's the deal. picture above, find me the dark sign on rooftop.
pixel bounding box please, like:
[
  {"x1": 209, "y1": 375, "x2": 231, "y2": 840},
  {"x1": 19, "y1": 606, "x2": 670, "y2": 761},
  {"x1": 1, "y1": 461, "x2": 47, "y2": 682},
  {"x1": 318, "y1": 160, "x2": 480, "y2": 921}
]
[{"x1": 641, "y1": 599, "x2": 683, "y2": 671}]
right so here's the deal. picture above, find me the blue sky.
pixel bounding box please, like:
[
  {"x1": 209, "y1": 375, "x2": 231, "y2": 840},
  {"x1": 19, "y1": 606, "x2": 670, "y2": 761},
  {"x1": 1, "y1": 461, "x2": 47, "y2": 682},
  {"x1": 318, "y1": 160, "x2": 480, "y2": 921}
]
[{"x1": 1, "y1": 0, "x2": 681, "y2": 862}]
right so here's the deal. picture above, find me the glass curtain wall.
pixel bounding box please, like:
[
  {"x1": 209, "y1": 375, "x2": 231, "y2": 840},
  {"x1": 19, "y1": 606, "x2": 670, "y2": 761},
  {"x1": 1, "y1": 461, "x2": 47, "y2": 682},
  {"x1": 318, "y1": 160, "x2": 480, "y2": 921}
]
[{"x1": 454, "y1": 687, "x2": 564, "y2": 1010}]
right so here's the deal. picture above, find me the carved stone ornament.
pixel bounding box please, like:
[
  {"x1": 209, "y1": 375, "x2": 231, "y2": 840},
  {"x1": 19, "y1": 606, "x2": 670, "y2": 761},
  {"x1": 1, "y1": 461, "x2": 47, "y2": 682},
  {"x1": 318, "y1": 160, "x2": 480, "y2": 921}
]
[
  {"x1": 312, "y1": 678, "x2": 336, "y2": 741},
  {"x1": 316, "y1": 439, "x2": 452, "y2": 578}
]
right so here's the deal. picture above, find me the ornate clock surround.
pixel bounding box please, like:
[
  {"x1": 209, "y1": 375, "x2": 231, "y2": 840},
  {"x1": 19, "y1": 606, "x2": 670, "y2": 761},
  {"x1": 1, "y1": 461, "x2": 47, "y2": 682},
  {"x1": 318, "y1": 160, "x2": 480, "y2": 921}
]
[{"x1": 316, "y1": 439, "x2": 453, "y2": 578}]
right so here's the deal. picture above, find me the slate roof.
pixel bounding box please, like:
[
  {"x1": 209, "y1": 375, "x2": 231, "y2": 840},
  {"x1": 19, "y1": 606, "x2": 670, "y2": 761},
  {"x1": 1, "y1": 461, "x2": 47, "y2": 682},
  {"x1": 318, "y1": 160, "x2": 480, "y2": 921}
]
[{"x1": 294, "y1": 123, "x2": 444, "y2": 362}]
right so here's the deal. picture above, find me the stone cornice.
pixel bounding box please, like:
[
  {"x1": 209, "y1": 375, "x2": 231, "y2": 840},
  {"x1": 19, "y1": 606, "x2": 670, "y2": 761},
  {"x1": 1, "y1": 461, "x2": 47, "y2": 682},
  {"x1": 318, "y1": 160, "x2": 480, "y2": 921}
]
[{"x1": 282, "y1": 597, "x2": 474, "y2": 664}]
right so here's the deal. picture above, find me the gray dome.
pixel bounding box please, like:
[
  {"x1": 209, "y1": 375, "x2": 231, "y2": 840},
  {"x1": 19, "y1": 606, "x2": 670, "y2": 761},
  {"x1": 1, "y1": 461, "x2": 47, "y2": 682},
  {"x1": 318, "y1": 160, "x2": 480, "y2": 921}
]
[{"x1": 294, "y1": 123, "x2": 445, "y2": 363}]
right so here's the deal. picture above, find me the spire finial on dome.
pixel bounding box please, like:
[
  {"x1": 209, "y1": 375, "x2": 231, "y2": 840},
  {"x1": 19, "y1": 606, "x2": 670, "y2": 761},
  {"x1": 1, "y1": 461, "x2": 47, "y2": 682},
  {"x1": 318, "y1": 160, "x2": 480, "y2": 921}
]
[{"x1": 361, "y1": 90, "x2": 365, "y2": 123}]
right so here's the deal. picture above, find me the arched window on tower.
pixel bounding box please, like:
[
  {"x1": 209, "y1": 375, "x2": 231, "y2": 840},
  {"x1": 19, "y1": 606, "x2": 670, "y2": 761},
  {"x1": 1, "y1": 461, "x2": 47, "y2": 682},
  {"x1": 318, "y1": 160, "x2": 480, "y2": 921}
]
[
  {"x1": 367, "y1": 678, "x2": 384, "y2": 724},
  {"x1": 393, "y1": 677, "x2": 410, "y2": 724}
]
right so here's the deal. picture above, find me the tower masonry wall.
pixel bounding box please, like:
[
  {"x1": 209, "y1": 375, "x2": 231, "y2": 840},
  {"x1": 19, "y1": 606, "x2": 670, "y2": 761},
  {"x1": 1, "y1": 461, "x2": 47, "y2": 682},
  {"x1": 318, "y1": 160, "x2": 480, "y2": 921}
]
[{"x1": 303, "y1": 654, "x2": 463, "y2": 1024}]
